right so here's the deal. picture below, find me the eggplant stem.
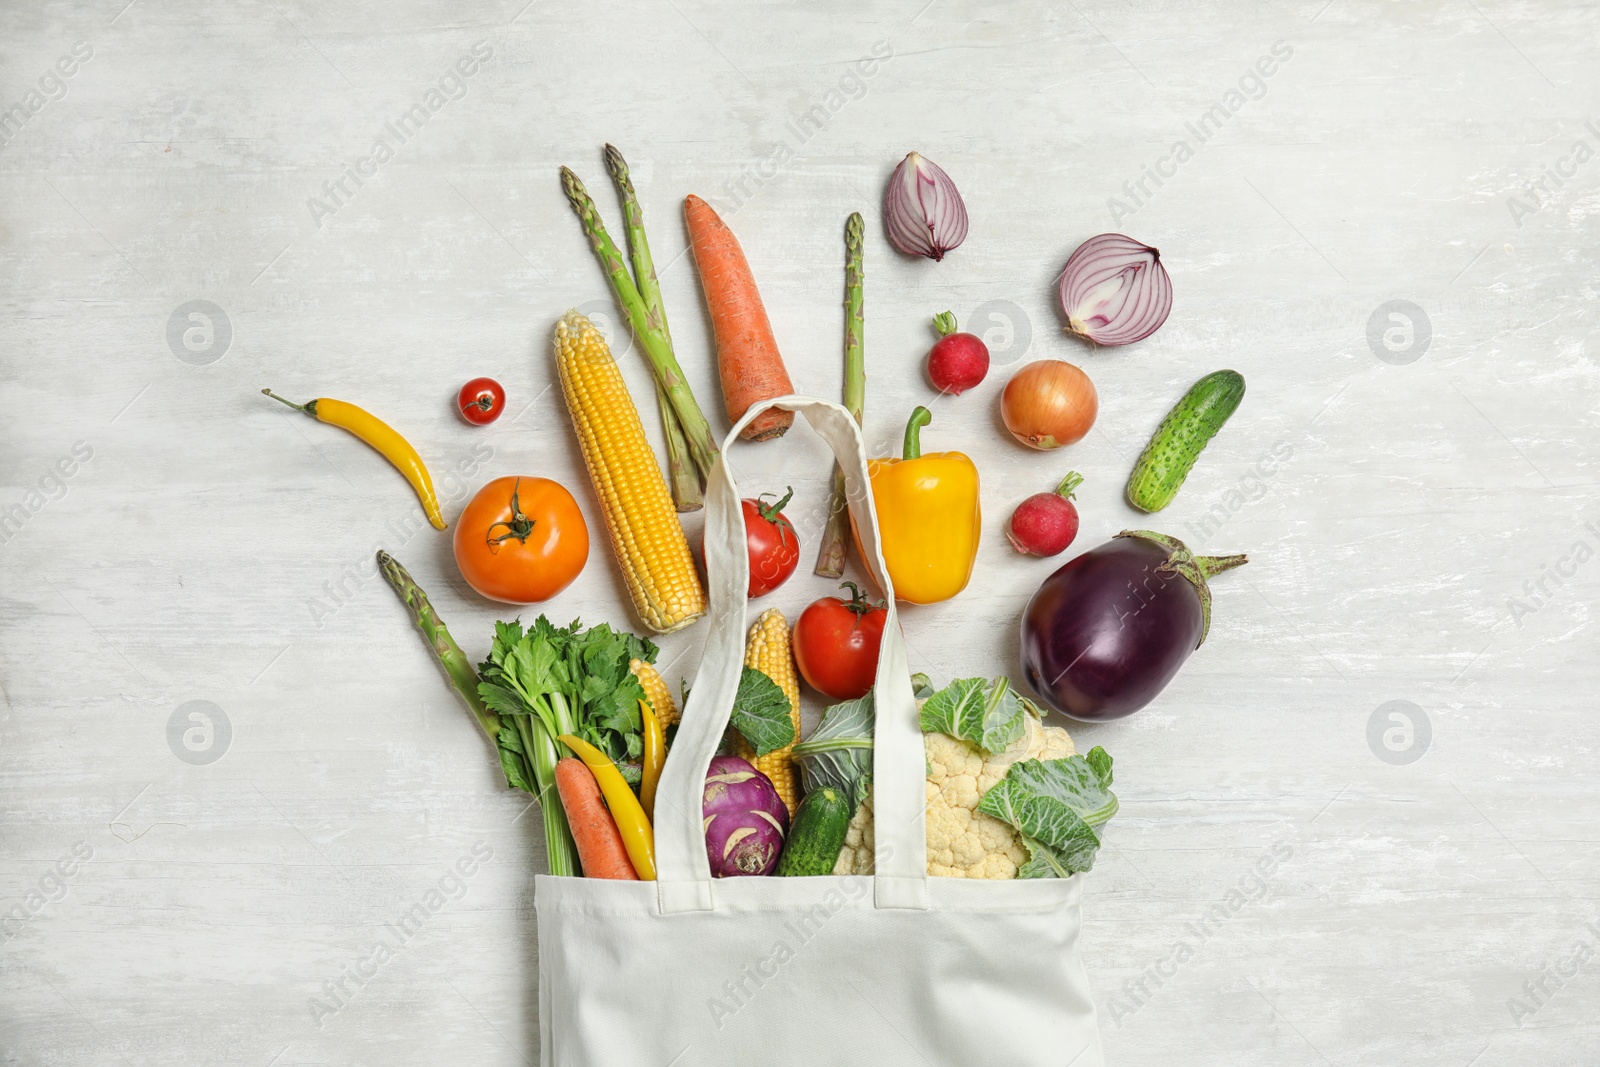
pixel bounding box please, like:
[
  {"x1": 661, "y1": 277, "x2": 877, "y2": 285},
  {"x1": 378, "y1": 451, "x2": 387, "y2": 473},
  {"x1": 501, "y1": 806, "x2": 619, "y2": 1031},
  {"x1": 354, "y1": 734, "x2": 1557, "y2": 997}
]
[
  {"x1": 1117, "y1": 530, "x2": 1245, "y2": 647},
  {"x1": 1196, "y1": 554, "x2": 1248, "y2": 579}
]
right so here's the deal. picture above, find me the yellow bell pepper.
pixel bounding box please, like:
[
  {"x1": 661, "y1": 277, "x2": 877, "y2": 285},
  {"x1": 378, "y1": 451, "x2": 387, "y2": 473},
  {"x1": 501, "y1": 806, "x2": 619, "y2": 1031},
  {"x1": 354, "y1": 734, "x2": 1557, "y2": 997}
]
[{"x1": 860, "y1": 406, "x2": 980, "y2": 604}]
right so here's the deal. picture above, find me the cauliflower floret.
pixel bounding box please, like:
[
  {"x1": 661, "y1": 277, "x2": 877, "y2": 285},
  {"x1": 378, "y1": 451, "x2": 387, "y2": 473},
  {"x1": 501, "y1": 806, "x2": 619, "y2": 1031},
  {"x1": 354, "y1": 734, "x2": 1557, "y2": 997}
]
[{"x1": 832, "y1": 706, "x2": 1075, "y2": 879}]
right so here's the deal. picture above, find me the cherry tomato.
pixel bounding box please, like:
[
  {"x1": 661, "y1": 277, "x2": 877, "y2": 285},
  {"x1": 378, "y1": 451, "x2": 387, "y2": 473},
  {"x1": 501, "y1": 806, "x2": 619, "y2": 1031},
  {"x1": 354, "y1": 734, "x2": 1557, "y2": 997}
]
[
  {"x1": 453, "y1": 476, "x2": 588, "y2": 603},
  {"x1": 793, "y1": 582, "x2": 888, "y2": 700},
  {"x1": 457, "y1": 377, "x2": 506, "y2": 425},
  {"x1": 743, "y1": 487, "x2": 800, "y2": 598}
]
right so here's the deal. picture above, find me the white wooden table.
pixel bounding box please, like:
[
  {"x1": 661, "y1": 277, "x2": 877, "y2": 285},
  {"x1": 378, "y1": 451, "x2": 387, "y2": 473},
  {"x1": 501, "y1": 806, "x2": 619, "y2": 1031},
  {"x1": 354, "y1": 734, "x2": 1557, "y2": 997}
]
[{"x1": 3, "y1": 1, "x2": 1596, "y2": 1063}]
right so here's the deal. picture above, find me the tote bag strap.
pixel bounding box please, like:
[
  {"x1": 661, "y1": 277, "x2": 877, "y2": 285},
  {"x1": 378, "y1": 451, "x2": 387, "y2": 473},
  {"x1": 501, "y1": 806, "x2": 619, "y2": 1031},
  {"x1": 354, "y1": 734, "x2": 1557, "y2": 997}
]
[{"x1": 655, "y1": 396, "x2": 928, "y2": 914}]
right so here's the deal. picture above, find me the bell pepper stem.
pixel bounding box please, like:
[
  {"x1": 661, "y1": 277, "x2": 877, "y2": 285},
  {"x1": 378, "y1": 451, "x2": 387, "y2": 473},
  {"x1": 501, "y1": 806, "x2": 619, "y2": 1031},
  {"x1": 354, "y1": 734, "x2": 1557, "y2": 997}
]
[{"x1": 902, "y1": 406, "x2": 932, "y2": 460}]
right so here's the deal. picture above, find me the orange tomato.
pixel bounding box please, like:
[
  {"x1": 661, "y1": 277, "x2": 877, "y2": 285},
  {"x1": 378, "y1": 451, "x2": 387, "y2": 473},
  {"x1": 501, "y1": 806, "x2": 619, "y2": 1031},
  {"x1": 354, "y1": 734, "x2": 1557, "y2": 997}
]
[{"x1": 453, "y1": 476, "x2": 589, "y2": 603}]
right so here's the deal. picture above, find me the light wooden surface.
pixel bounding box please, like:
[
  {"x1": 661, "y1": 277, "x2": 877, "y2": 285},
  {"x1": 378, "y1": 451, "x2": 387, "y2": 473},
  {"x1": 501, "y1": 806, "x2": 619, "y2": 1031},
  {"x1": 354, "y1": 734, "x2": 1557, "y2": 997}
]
[{"x1": 3, "y1": 1, "x2": 1597, "y2": 1063}]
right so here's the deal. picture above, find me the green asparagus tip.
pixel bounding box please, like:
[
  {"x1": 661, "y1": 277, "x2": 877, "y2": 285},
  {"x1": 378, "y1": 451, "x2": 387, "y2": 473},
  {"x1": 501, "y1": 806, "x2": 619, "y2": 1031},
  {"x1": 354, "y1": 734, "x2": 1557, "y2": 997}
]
[{"x1": 603, "y1": 143, "x2": 629, "y2": 179}]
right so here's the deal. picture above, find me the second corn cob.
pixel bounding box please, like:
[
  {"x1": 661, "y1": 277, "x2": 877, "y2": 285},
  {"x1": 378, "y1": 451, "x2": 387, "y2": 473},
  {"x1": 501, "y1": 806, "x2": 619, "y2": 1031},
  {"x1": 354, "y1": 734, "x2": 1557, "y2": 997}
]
[
  {"x1": 735, "y1": 609, "x2": 802, "y2": 815},
  {"x1": 630, "y1": 658, "x2": 680, "y2": 728},
  {"x1": 555, "y1": 311, "x2": 706, "y2": 634}
]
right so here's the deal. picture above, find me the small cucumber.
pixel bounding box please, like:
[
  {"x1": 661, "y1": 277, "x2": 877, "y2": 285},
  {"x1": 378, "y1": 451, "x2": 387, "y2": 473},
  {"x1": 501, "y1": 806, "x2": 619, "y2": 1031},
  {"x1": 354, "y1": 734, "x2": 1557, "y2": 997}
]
[
  {"x1": 1126, "y1": 370, "x2": 1246, "y2": 513},
  {"x1": 775, "y1": 787, "x2": 853, "y2": 877}
]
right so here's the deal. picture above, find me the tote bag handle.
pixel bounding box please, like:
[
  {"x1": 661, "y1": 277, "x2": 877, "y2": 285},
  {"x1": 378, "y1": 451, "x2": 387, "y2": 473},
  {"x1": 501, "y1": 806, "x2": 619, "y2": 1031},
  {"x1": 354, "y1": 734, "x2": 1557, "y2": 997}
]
[{"x1": 654, "y1": 396, "x2": 928, "y2": 914}]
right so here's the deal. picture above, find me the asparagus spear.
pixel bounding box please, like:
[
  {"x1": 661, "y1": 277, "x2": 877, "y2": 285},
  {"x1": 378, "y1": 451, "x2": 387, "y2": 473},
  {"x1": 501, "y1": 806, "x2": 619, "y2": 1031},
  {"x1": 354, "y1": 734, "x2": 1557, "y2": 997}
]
[
  {"x1": 377, "y1": 550, "x2": 498, "y2": 743},
  {"x1": 560, "y1": 165, "x2": 719, "y2": 487},
  {"x1": 605, "y1": 144, "x2": 703, "y2": 511},
  {"x1": 656, "y1": 386, "x2": 700, "y2": 511},
  {"x1": 815, "y1": 212, "x2": 867, "y2": 578},
  {"x1": 377, "y1": 551, "x2": 579, "y2": 876}
]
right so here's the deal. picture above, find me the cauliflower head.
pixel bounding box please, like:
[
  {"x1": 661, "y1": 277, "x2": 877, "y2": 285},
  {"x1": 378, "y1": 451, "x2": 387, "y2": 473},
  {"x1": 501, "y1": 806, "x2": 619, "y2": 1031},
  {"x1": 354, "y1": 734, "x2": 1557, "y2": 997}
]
[{"x1": 832, "y1": 704, "x2": 1075, "y2": 879}]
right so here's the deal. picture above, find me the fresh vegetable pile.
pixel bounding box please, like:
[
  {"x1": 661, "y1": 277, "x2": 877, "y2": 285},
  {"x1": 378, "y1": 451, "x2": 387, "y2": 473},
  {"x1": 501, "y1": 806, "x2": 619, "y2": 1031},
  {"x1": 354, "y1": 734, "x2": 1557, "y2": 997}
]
[{"x1": 270, "y1": 141, "x2": 1270, "y2": 887}]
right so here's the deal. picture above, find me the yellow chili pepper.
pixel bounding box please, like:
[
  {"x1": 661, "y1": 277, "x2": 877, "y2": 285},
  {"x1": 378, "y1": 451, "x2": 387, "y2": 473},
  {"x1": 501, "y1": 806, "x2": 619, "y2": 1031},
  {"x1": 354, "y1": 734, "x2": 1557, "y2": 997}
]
[
  {"x1": 639, "y1": 699, "x2": 665, "y2": 821},
  {"x1": 861, "y1": 406, "x2": 980, "y2": 604},
  {"x1": 557, "y1": 733, "x2": 657, "y2": 881},
  {"x1": 262, "y1": 389, "x2": 446, "y2": 530}
]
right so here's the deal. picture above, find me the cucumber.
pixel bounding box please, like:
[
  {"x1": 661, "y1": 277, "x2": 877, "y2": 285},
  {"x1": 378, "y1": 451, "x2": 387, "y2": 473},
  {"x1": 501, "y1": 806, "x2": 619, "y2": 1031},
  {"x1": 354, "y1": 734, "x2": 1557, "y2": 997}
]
[
  {"x1": 775, "y1": 787, "x2": 853, "y2": 876},
  {"x1": 1125, "y1": 370, "x2": 1246, "y2": 513}
]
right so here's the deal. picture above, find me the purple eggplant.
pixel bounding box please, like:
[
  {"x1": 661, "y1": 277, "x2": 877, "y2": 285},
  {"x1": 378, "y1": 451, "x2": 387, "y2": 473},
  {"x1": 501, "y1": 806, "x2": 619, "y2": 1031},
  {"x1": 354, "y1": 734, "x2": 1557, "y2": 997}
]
[{"x1": 1020, "y1": 531, "x2": 1246, "y2": 721}]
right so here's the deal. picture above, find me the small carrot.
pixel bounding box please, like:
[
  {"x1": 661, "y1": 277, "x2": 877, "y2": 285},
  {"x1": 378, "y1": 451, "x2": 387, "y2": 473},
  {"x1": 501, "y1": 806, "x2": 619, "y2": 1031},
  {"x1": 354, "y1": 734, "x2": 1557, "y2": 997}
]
[
  {"x1": 684, "y1": 194, "x2": 795, "y2": 442},
  {"x1": 554, "y1": 757, "x2": 638, "y2": 880}
]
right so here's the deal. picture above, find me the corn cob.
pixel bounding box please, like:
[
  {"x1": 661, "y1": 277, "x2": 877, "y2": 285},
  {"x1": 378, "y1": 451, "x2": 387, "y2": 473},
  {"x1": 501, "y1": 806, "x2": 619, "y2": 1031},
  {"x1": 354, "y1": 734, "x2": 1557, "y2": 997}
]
[
  {"x1": 735, "y1": 609, "x2": 802, "y2": 815},
  {"x1": 629, "y1": 658, "x2": 680, "y2": 728},
  {"x1": 555, "y1": 311, "x2": 706, "y2": 634}
]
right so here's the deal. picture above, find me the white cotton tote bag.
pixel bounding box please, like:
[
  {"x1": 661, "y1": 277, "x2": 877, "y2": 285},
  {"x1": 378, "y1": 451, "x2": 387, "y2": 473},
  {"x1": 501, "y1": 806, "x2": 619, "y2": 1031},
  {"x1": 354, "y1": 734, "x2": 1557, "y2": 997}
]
[{"x1": 535, "y1": 396, "x2": 1104, "y2": 1067}]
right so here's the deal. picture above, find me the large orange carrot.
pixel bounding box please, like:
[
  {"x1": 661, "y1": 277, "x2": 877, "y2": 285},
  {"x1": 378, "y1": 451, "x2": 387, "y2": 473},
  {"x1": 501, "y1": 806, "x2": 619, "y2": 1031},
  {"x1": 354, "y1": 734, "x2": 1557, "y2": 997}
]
[
  {"x1": 684, "y1": 194, "x2": 795, "y2": 441},
  {"x1": 554, "y1": 757, "x2": 638, "y2": 880}
]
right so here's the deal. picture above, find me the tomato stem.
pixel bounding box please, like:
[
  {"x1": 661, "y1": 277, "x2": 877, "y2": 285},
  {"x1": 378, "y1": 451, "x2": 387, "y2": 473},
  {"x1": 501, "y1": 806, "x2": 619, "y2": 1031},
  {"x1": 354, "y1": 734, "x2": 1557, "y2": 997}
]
[
  {"x1": 756, "y1": 487, "x2": 793, "y2": 523},
  {"x1": 485, "y1": 478, "x2": 537, "y2": 549},
  {"x1": 838, "y1": 580, "x2": 884, "y2": 620},
  {"x1": 757, "y1": 487, "x2": 795, "y2": 549}
]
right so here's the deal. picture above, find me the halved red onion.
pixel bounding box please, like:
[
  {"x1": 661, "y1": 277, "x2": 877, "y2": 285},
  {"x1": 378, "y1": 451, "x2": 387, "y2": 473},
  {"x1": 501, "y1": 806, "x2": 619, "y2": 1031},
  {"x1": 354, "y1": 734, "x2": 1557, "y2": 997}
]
[
  {"x1": 1057, "y1": 233, "x2": 1173, "y2": 347},
  {"x1": 884, "y1": 152, "x2": 968, "y2": 261}
]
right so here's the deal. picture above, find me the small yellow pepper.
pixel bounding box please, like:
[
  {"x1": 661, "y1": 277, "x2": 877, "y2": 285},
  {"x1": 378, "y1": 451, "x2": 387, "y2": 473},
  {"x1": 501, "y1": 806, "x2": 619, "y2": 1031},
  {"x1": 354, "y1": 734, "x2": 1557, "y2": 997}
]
[
  {"x1": 557, "y1": 733, "x2": 657, "y2": 880},
  {"x1": 638, "y1": 699, "x2": 665, "y2": 821},
  {"x1": 861, "y1": 406, "x2": 980, "y2": 604},
  {"x1": 262, "y1": 389, "x2": 446, "y2": 529}
]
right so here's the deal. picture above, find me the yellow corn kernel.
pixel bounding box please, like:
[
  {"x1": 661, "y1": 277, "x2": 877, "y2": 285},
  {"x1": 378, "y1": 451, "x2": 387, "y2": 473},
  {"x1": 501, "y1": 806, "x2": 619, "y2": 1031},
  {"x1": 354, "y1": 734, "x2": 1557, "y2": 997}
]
[
  {"x1": 735, "y1": 608, "x2": 802, "y2": 815},
  {"x1": 555, "y1": 311, "x2": 706, "y2": 634},
  {"x1": 629, "y1": 658, "x2": 680, "y2": 728}
]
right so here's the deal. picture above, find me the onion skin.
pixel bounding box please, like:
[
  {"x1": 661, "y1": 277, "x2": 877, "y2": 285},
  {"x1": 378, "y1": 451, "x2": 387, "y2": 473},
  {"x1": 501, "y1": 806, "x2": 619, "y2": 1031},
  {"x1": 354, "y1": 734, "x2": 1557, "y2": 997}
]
[
  {"x1": 702, "y1": 755, "x2": 788, "y2": 877},
  {"x1": 1020, "y1": 531, "x2": 1246, "y2": 721},
  {"x1": 884, "y1": 152, "x2": 968, "y2": 261},
  {"x1": 1001, "y1": 360, "x2": 1098, "y2": 450},
  {"x1": 1058, "y1": 233, "x2": 1173, "y2": 347}
]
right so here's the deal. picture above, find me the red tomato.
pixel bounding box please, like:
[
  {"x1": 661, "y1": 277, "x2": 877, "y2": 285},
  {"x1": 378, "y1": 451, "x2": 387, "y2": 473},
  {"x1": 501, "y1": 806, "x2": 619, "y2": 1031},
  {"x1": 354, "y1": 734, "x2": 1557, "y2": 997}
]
[
  {"x1": 743, "y1": 488, "x2": 800, "y2": 598},
  {"x1": 457, "y1": 377, "x2": 506, "y2": 425},
  {"x1": 793, "y1": 583, "x2": 888, "y2": 700},
  {"x1": 453, "y1": 476, "x2": 588, "y2": 603}
]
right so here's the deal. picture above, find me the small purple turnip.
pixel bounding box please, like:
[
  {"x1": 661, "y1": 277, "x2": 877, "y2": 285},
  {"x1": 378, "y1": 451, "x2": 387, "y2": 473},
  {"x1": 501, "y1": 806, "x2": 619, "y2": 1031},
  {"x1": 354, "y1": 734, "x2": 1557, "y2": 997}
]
[{"x1": 703, "y1": 755, "x2": 788, "y2": 877}]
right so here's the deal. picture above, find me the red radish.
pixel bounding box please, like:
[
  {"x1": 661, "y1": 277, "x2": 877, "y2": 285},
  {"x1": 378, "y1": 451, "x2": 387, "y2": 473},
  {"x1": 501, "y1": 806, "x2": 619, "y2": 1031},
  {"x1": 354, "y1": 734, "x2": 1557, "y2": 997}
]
[
  {"x1": 925, "y1": 311, "x2": 989, "y2": 395},
  {"x1": 1006, "y1": 472, "x2": 1083, "y2": 557}
]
